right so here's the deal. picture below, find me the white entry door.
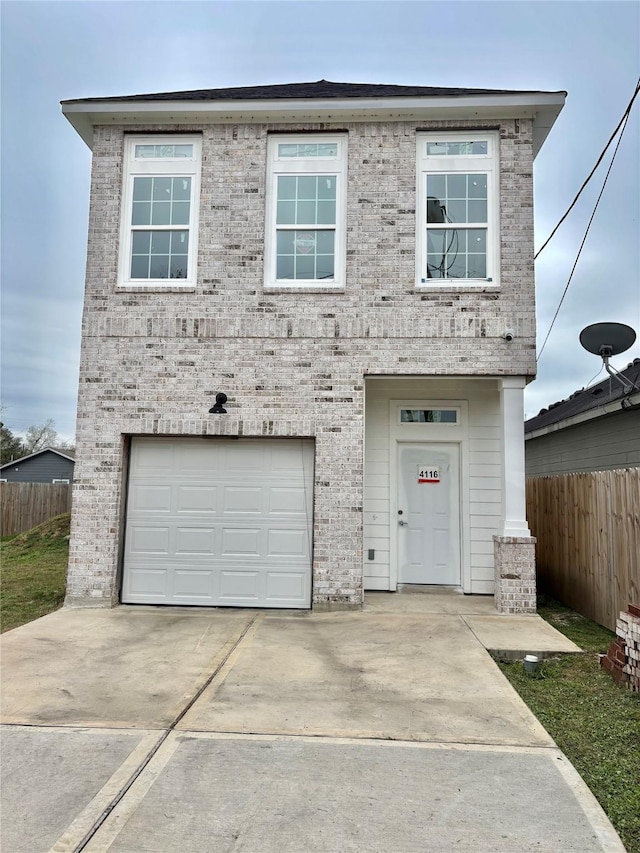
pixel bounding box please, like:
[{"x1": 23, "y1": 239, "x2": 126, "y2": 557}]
[{"x1": 397, "y1": 443, "x2": 460, "y2": 585}]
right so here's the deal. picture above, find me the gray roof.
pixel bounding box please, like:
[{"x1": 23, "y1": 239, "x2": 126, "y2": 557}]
[
  {"x1": 0, "y1": 446, "x2": 75, "y2": 470},
  {"x1": 525, "y1": 359, "x2": 640, "y2": 433},
  {"x1": 61, "y1": 79, "x2": 566, "y2": 106}
]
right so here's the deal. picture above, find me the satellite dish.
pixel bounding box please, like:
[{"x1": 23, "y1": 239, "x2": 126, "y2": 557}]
[{"x1": 579, "y1": 322, "x2": 636, "y2": 358}]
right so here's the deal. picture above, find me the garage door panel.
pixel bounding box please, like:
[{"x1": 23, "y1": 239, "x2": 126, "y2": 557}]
[
  {"x1": 219, "y1": 571, "x2": 260, "y2": 601},
  {"x1": 123, "y1": 438, "x2": 313, "y2": 608},
  {"x1": 222, "y1": 487, "x2": 263, "y2": 514},
  {"x1": 126, "y1": 568, "x2": 167, "y2": 597},
  {"x1": 266, "y1": 571, "x2": 307, "y2": 602},
  {"x1": 130, "y1": 485, "x2": 172, "y2": 513},
  {"x1": 268, "y1": 487, "x2": 307, "y2": 515},
  {"x1": 221, "y1": 444, "x2": 265, "y2": 475},
  {"x1": 175, "y1": 442, "x2": 221, "y2": 473},
  {"x1": 267, "y1": 529, "x2": 308, "y2": 558},
  {"x1": 134, "y1": 444, "x2": 176, "y2": 473},
  {"x1": 221, "y1": 528, "x2": 261, "y2": 556},
  {"x1": 176, "y1": 486, "x2": 217, "y2": 513},
  {"x1": 128, "y1": 526, "x2": 170, "y2": 554},
  {"x1": 175, "y1": 527, "x2": 215, "y2": 555},
  {"x1": 171, "y1": 569, "x2": 214, "y2": 599}
]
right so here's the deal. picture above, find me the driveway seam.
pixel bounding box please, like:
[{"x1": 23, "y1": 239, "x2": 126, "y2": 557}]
[{"x1": 49, "y1": 613, "x2": 259, "y2": 853}]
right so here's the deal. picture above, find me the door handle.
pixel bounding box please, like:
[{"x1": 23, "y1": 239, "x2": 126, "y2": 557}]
[{"x1": 398, "y1": 520, "x2": 407, "y2": 526}]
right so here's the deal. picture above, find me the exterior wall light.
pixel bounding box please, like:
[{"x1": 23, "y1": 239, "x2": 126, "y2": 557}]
[{"x1": 209, "y1": 392, "x2": 228, "y2": 414}]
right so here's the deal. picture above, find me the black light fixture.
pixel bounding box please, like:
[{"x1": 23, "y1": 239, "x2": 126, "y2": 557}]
[{"x1": 209, "y1": 392, "x2": 228, "y2": 414}]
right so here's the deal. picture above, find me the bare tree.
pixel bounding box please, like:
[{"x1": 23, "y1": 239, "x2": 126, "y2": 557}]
[{"x1": 23, "y1": 419, "x2": 73, "y2": 453}]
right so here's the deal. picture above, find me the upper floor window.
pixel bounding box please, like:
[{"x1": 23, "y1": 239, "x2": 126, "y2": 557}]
[
  {"x1": 416, "y1": 132, "x2": 498, "y2": 287},
  {"x1": 265, "y1": 135, "x2": 347, "y2": 288},
  {"x1": 118, "y1": 136, "x2": 201, "y2": 287}
]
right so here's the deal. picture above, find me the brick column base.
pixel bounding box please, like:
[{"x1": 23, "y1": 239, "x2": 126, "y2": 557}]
[{"x1": 493, "y1": 535, "x2": 537, "y2": 614}]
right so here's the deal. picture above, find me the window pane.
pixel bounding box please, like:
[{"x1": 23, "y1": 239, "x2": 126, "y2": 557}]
[
  {"x1": 468, "y1": 199, "x2": 488, "y2": 223},
  {"x1": 151, "y1": 177, "x2": 171, "y2": 200},
  {"x1": 316, "y1": 200, "x2": 336, "y2": 225},
  {"x1": 130, "y1": 254, "x2": 150, "y2": 278},
  {"x1": 316, "y1": 255, "x2": 335, "y2": 280},
  {"x1": 427, "y1": 141, "x2": 487, "y2": 156},
  {"x1": 277, "y1": 176, "x2": 297, "y2": 199},
  {"x1": 276, "y1": 176, "x2": 337, "y2": 225},
  {"x1": 277, "y1": 231, "x2": 295, "y2": 255},
  {"x1": 446, "y1": 174, "x2": 467, "y2": 198},
  {"x1": 297, "y1": 176, "x2": 317, "y2": 200},
  {"x1": 150, "y1": 232, "x2": 170, "y2": 254},
  {"x1": 468, "y1": 175, "x2": 487, "y2": 199},
  {"x1": 317, "y1": 176, "x2": 336, "y2": 200},
  {"x1": 426, "y1": 175, "x2": 446, "y2": 200},
  {"x1": 170, "y1": 256, "x2": 188, "y2": 278},
  {"x1": 297, "y1": 200, "x2": 317, "y2": 224},
  {"x1": 316, "y1": 231, "x2": 335, "y2": 253},
  {"x1": 150, "y1": 255, "x2": 170, "y2": 279},
  {"x1": 278, "y1": 144, "x2": 300, "y2": 158},
  {"x1": 135, "y1": 143, "x2": 193, "y2": 158},
  {"x1": 131, "y1": 202, "x2": 151, "y2": 226},
  {"x1": 171, "y1": 202, "x2": 191, "y2": 226},
  {"x1": 277, "y1": 201, "x2": 296, "y2": 225},
  {"x1": 426, "y1": 227, "x2": 487, "y2": 279},
  {"x1": 151, "y1": 202, "x2": 171, "y2": 225},
  {"x1": 170, "y1": 231, "x2": 189, "y2": 254},
  {"x1": 276, "y1": 230, "x2": 334, "y2": 281},
  {"x1": 276, "y1": 255, "x2": 295, "y2": 279},
  {"x1": 172, "y1": 177, "x2": 191, "y2": 201},
  {"x1": 133, "y1": 177, "x2": 152, "y2": 201},
  {"x1": 427, "y1": 174, "x2": 488, "y2": 224},
  {"x1": 401, "y1": 409, "x2": 458, "y2": 423},
  {"x1": 295, "y1": 255, "x2": 315, "y2": 279},
  {"x1": 131, "y1": 231, "x2": 151, "y2": 254},
  {"x1": 278, "y1": 142, "x2": 337, "y2": 158}
]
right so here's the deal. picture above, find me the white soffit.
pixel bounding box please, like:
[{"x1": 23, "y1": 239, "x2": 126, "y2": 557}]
[{"x1": 62, "y1": 93, "x2": 566, "y2": 157}]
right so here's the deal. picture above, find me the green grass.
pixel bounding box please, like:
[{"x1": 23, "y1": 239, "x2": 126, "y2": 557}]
[
  {"x1": 0, "y1": 513, "x2": 70, "y2": 632},
  {"x1": 499, "y1": 598, "x2": 640, "y2": 852}
]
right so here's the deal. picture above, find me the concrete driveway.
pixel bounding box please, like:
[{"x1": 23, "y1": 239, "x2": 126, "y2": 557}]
[{"x1": 1, "y1": 593, "x2": 624, "y2": 852}]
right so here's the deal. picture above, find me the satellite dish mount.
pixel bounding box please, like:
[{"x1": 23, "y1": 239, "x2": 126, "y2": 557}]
[{"x1": 579, "y1": 322, "x2": 637, "y2": 394}]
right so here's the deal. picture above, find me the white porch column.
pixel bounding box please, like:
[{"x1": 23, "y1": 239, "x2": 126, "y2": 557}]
[{"x1": 499, "y1": 377, "x2": 531, "y2": 537}]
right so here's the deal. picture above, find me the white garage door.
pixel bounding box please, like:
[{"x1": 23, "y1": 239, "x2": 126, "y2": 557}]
[{"x1": 122, "y1": 438, "x2": 314, "y2": 608}]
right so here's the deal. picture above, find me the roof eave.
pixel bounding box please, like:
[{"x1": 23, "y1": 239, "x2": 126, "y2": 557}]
[
  {"x1": 525, "y1": 389, "x2": 640, "y2": 439},
  {"x1": 62, "y1": 92, "x2": 565, "y2": 156}
]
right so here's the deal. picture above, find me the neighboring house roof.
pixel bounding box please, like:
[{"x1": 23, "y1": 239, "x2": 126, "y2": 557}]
[
  {"x1": 0, "y1": 446, "x2": 75, "y2": 471},
  {"x1": 61, "y1": 79, "x2": 566, "y2": 156},
  {"x1": 61, "y1": 80, "x2": 566, "y2": 105},
  {"x1": 525, "y1": 359, "x2": 640, "y2": 437}
]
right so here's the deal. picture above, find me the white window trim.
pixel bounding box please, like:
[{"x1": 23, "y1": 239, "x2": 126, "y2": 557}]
[
  {"x1": 416, "y1": 131, "x2": 499, "y2": 289},
  {"x1": 265, "y1": 134, "x2": 347, "y2": 289},
  {"x1": 118, "y1": 135, "x2": 201, "y2": 289}
]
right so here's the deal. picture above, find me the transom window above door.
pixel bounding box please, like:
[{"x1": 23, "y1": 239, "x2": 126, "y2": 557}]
[
  {"x1": 416, "y1": 131, "x2": 498, "y2": 288},
  {"x1": 118, "y1": 135, "x2": 201, "y2": 288},
  {"x1": 265, "y1": 135, "x2": 347, "y2": 288}
]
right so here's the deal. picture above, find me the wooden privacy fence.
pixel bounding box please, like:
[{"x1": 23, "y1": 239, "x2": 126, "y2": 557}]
[
  {"x1": 1, "y1": 482, "x2": 72, "y2": 537},
  {"x1": 527, "y1": 468, "x2": 640, "y2": 631}
]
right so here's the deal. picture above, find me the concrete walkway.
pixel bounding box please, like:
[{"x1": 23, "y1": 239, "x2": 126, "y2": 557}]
[{"x1": 0, "y1": 593, "x2": 624, "y2": 852}]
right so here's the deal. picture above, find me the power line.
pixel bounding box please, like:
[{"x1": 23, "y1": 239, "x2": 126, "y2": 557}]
[
  {"x1": 537, "y1": 107, "x2": 634, "y2": 362},
  {"x1": 535, "y1": 78, "x2": 640, "y2": 260}
]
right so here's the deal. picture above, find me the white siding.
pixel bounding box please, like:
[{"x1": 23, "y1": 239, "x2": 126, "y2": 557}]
[{"x1": 364, "y1": 377, "x2": 502, "y2": 592}]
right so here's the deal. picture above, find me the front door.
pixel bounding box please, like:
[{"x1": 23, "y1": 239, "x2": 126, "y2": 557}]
[{"x1": 397, "y1": 443, "x2": 460, "y2": 585}]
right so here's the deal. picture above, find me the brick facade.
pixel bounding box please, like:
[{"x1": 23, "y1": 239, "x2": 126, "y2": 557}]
[
  {"x1": 493, "y1": 535, "x2": 537, "y2": 614},
  {"x1": 66, "y1": 117, "x2": 537, "y2": 609}
]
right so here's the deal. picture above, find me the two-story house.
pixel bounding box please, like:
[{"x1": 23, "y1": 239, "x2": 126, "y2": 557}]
[{"x1": 61, "y1": 81, "x2": 565, "y2": 613}]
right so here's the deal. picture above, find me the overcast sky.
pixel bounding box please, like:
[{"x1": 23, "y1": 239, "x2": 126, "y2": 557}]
[{"x1": 1, "y1": 0, "x2": 639, "y2": 442}]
